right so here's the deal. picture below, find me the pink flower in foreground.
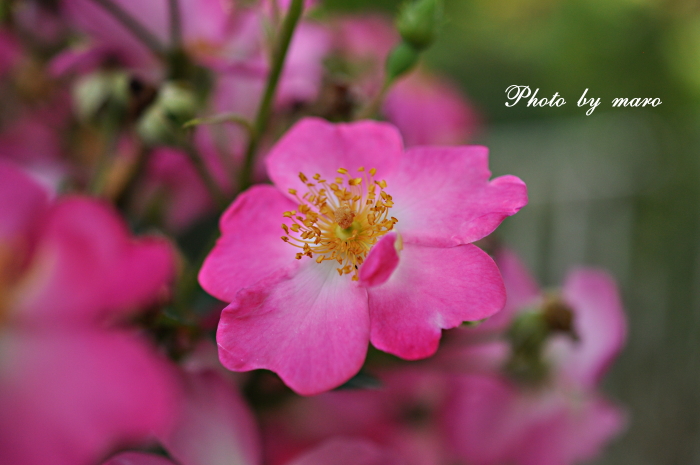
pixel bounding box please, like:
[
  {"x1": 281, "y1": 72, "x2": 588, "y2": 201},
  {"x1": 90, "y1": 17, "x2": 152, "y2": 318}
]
[
  {"x1": 199, "y1": 117, "x2": 527, "y2": 394},
  {"x1": 0, "y1": 162, "x2": 179, "y2": 465},
  {"x1": 444, "y1": 250, "x2": 627, "y2": 465}
]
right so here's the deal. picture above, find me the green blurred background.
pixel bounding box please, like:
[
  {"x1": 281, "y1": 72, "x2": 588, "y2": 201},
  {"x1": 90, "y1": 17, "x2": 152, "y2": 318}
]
[{"x1": 327, "y1": 0, "x2": 700, "y2": 463}]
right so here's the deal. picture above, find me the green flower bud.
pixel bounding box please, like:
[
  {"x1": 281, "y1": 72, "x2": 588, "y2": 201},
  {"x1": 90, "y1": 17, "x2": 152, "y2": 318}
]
[
  {"x1": 73, "y1": 71, "x2": 130, "y2": 121},
  {"x1": 385, "y1": 42, "x2": 420, "y2": 83},
  {"x1": 137, "y1": 105, "x2": 177, "y2": 146},
  {"x1": 158, "y1": 81, "x2": 198, "y2": 123},
  {"x1": 396, "y1": 0, "x2": 442, "y2": 51}
]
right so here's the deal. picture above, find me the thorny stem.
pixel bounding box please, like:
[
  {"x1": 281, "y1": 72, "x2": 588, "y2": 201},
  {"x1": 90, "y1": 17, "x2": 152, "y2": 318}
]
[
  {"x1": 89, "y1": 0, "x2": 167, "y2": 59},
  {"x1": 238, "y1": 0, "x2": 304, "y2": 192}
]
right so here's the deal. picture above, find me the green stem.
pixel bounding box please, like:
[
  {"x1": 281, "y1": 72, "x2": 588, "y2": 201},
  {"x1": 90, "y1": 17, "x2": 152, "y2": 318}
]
[
  {"x1": 89, "y1": 0, "x2": 166, "y2": 59},
  {"x1": 168, "y1": 0, "x2": 182, "y2": 50},
  {"x1": 238, "y1": 0, "x2": 304, "y2": 191},
  {"x1": 183, "y1": 113, "x2": 253, "y2": 136}
]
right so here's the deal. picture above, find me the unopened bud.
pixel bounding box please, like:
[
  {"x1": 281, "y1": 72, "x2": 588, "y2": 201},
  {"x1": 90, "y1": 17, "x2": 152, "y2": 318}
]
[
  {"x1": 73, "y1": 71, "x2": 130, "y2": 121},
  {"x1": 396, "y1": 0, "x2": 442, "y2": 51},
  {"x1": 159, "y1": 81, "x2": 198, "y2": 123},
  {"x1": 385, "y1": 42, "x2": 420, "y2": 82},
  {"x1": 137, "y1": 105, "x2": 177, "y2": 146}
]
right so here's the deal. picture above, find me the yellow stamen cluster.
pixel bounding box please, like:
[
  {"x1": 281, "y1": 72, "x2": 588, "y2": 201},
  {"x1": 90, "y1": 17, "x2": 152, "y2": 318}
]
[{"x1": 281, "y1": 167, "x2": 398, "y2": 280}]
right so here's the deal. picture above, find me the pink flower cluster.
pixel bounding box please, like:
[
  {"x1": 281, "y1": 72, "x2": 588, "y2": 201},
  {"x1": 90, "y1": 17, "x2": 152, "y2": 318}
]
[{"x1": 0, "y1": 1, "x2": 627, "y2": 465}]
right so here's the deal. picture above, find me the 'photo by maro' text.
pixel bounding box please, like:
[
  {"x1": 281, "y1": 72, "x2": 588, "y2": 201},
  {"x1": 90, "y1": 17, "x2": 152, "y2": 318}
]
[{"x1": 505, "y1": 85, "x2": 662, "y2": 115}]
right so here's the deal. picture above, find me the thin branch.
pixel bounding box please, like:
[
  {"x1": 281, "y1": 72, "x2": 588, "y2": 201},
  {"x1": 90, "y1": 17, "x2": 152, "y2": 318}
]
[
  {"x1": 183, "y1": 113, "x2": 253, "y2": 136},
  {"x1": 238, "y1": 0, "x2": 304, "y2": 191},
  {"x1": 90, "y1": 0, "x2": 167, "y2": 58}
]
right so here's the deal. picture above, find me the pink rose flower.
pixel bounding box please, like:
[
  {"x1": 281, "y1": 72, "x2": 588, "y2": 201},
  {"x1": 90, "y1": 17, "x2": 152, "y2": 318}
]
[
  {"x1": 0, "y1": 162, "x2": 179, "y2": 465},
  {"x1": 199, "y1": 117, "x2": 527, "y2": 394},
  {"x1": 444, "y1": 250, "x2": 627, "y2": 465}
]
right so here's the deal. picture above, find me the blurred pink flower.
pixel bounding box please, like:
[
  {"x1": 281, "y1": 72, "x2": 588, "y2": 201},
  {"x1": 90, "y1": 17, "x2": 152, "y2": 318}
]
[
  {"x1": 383, "y1": 73, "x2": 481, "y2": 146},
  {"x1": 0, "y1": 29, "x2": 21, "y2": 77},
  {"x1": 0, "y1": 162, "x2": 179, "y2": 465},
  {"x1": 444, "y1": 250, "x2": 627, "y2": 465},
  {"x1": 102, "y1": 347, "x2": 404, "y2": 465},
  {"x1": 199, "y1": 117, "x2": 527, "y2": 394},
  {"x1": 332, "y1": 15, "x2": 480, "y2": 145}
]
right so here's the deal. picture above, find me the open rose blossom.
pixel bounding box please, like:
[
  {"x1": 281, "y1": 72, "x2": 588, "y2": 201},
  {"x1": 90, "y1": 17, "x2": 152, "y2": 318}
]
[
  {"x1": 0, "y1": 162, "x2": 178, "y2": 465},
  {"x1": 199, "y1": 117, "x2": 527, "y2": 394}
]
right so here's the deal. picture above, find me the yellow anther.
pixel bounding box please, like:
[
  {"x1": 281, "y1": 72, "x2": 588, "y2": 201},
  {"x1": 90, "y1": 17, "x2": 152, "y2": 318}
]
[{"x1": 281, "y1": 166, "x2": 396, "y2": 279}]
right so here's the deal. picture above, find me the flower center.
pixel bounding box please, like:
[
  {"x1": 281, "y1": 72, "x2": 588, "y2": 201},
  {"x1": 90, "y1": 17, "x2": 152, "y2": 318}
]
[{"x1": 281, "y1": 167, "x2": 398, "y2": 280}]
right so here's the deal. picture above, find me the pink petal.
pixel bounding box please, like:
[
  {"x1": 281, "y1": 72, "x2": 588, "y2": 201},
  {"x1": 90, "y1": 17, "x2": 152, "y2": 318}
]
[
  {"x1": 514, "y1": 394, "x2": 626, "y2": 465},
  {"x1": 387, "y1": 146, "x2": 527, "y2": 247},
  {"x1": 0, "y1": 30, "x2": 21, "y2": 76},
  {"x1": 103, "y1": 452, "x2": 176, "y2": 465},
  {"x1": 15, "y1": 197, "x2": 175, "y2": 324},
  {"x1": 199, "y1": 185, "x2": 300, "y2": 302},
  {"x1": 266, "y1": 118, "x2": 404, "y2": 198},
  {"x1": 366, "y1": 243, "x2": 505, "y2": 360},
  {"x1": 217, "y1": 260, "x2": 369, "y2": 395},
  {"x1": 551, "y1": 268, "x2": 627, "y2": 388},
  {"x1": 162, "y1": 369, "x2": 260, "y2": 465},
  {"x1": 0, "y1": 328, "x2": 178, "y2": 465},
  {"x1": 358, "y1": 232, "x2": 400, "y2": 288},
  {"x1": 476, "y1": 248, "x2": 541, "y2": 333},
  {"x1": 444, "y1": 375, "x2": 525, "y2": 465},
  {"x1": 277, "y1": 23, "x2": 331, "y2": 106},
  {"x1": 383, "y1": 72, "x2": 480, "y2": 147},
  {"x1": 288, "y1": 438, "x2": 405, "y2": 465},
  {"x1": 0, "y1": 161, "x2": 49, "y2": 242}
]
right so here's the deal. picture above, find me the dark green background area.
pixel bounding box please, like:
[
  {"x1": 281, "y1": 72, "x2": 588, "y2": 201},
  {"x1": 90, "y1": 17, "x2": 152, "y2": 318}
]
[{"x1": 324, "y1": 1, "x2": 700, "y2": 463}]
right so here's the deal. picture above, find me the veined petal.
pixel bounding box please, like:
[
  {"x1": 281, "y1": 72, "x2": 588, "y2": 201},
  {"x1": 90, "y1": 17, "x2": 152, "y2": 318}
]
[
  {"x1": 266, "y1": 118, "x2": 403, "y2": 198},
  {"x1": 387, "y1": 146, "x2": 527, "y2": 247},
  {"x1": 366, "y1": 243, "x2": 505, "y2": 360},
  {"x1": 199, "y1": 185, "x2": 300, "y2": 302},
  {"x1": 217, "y1": 261, "x2": 370, "y2": 395}
]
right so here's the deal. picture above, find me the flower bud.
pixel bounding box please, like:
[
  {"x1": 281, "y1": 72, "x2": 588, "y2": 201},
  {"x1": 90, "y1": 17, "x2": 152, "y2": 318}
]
[
  {"x1": 385, "y1": 42, "x2": 420, "y2": 82},
  {"x1": 159, "y1": 81, "x2": 198, "y2": 123},
  {"x1": 396, "y1": 0, "x2": 442, "y2": 51},
  {"x1": 73, "y1": 71, "x2": 130, "y2": 121},
  {"x1": 137, "y1": 105, "x2": 177, "y2": 146}
]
